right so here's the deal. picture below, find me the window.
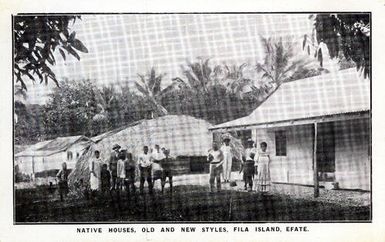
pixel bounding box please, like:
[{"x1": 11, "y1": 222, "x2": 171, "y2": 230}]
[
  {"x1": 275, "y1": 130, "x2": 287, "y2": 156},
  {"x1": 67, "y1": 151, "x2": 73, "y2": 160},
  {"x1": 76, "y1": 152, "x2": 80, "y2": 158}
]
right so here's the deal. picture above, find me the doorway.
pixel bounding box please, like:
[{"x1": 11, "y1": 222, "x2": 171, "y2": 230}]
[{"x1": 316, "y1": 122, "x2": 335, "y2": 181}]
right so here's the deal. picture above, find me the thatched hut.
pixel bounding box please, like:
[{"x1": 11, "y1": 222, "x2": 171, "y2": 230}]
[{"x1": 69, "y1": 115, "x2": 214, "y2": 185}]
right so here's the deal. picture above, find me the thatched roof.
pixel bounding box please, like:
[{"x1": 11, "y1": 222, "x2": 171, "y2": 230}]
[
  {"x1": 69, "y1": 115, "x2": 247, "y2": 185},
  {"x1": 93, "y1": 115, "x2": 214, "y2": 158},
  {"x1": 69, "y1": 115, "x2": 213, "y2": 184}
]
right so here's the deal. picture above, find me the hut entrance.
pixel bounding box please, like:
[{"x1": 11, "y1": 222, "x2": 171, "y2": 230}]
[{"x1": 316, "y1": 122, "x2": 335, "y2": 182}]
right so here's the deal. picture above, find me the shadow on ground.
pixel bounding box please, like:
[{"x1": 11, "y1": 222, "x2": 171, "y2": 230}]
[{"x1": 15, "y1": 185, "x2": 370, "y2": 222}]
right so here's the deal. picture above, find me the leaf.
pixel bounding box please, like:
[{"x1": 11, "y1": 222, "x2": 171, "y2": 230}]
[
  {"x1": 318, "y1": 48, "x2": 323, "y2": 67},
  {"x1": 302, "y1": 34, "x2": 307, "y2": 50},
  {"x1": 66, "y1": 46, "x2": 80, "y2": 60},
  {"x1": 69, "y1": 31, "x2": 76, "y2": 41},
  {"x1": 135, "y1": 82, "x2": 149, "y2": 96},
  {"x1": 72, "y1": 39, "x2": 88, "y2": 53},
  {"x1": 24, "y1": 70, "x2": 35, "y2": 82},
  {"x1": 59, "y1": 48, "x2": 66, "y2": 61}
]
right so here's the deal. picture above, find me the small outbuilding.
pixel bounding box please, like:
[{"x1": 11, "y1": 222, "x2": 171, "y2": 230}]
[{"x1": 15, "y1": 135, "x2": 92, "y2": 179}]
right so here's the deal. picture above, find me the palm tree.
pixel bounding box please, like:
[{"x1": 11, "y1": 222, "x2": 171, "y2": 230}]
[
  {"x1": 135, "y1": 67, "x2": 168, "y2": 117},
  {"x1": 255, "y1": 36, "x2": 318, "y2": 98},
  {"x1": 226, "y1": 36, "x2": 319, "y2": 101},
  {"x1": 92, "y1": 85, "x2": 115, "y2": 133},
  {"x1": 96, "y1": 86, "x2": 115, "y2": 113},
  {"x1": 218, "y1": 63, "x2": 252, "y2": 98},
  {"x1": 171, "y1": 57, "x2": 221, "y2": 93}
]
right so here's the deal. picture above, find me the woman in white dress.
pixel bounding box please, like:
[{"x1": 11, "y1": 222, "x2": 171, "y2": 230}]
[
  {"x1": 255, "y1": 142, "x2": 271, "y2": 193},
  {"x1": 90, "y1": 150, "x2": 103, "y2": 191},
  {"x1": 220, "y1": 137, "x2": 233, "y2": 183}
]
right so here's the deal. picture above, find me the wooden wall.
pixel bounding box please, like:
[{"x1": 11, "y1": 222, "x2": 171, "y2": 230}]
[{"x1": 254, "y1": 118, "x2": 370, "y2": 190}]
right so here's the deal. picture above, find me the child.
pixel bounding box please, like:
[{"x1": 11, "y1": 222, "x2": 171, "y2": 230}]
[
  {"x1": 100, "y1": 164, "x2": 111, "y2": 195},
  {"x1": 124, "y1": 152, "x2": 136, "y2": 197},
  {"x1": 255, "y1": 142, "x2": 271, "y2": 193},
  {"x1": 56, "y1": 162, "x2": 69, "y2": 201}
]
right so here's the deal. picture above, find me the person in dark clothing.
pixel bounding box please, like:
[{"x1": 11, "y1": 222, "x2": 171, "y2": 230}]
[
  {"x1": 242, "y1": 139, "x2": 256, "y2": 192},
  {"x1": 100, "y1": 163, "x2": 111, "y2": 196},
  {"x1": 124, "y1": 152, "x2": 136, "y2": 198},
  {"x1": 160, "y1": 147, "x2": 173, "y2": 193},
  {"x1": 109, "y1": 144, "x2": 121, "y2": 190},
  {"x1": 56, "y1": 162, "x2": 69, "y2": 201}
]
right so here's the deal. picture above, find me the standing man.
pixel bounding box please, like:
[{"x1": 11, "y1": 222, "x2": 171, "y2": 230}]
[
  {"x1": 242, "y1": 138, "x2": 257, "y2": 192},
  {"x1": 109, "y1": 144, "x2": 121, "y2": 190},
  {"x1": 124, "y1": 152, "x2": 136, "y2": 198},
  {"x1": 160, "y1": 147, "x2": 173, "y2": 193},
  {"x1": 138, "y1": 146, "x2": 154, "y2": 195},
  {"x1": 56, "y1": 162, "x2": 69, "y2": 201},
  {"x1": 152, "y1": 144, "x2": 165, "y2": 186},
  {"x1": 221, "y1": 137, "x2": 233, "y2": 183},
  {"x1": 207, "y1": 143, "x2": 224, "y2": 193}
]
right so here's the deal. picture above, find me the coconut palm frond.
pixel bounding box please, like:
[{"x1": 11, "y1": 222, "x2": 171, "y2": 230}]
[
  {"x1": 136, "y1": 68, "x2": 169, "y2": 116},
  {"x1": 135, "y1": 81, "x2": 150, "y2": 97},
  {"x1": 152, "y1": 72, "x2": 166, "y2": 97},
  {"x1": 148, "y1": 67, "x2": 156, "y2": 90}
]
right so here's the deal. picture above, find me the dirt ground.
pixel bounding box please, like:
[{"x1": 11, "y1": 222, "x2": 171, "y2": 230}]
[{"x1": 15, "y1": 176, "x2": 370, "y2": 222}]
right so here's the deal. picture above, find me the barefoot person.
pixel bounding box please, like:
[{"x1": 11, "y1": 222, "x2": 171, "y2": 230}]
[
  {"x1": 207, "y1": 143, "x2": 224, "y2": 193},
  {"x1": 124, "y1": 152, "x2": 136, "y2": 198},
  {"x1": 100, "y1": 164, "x2": 111, "y2": 197},
  {"x1": 90, "y1": 150, "x2": 102, "y2": 195},
  {"x1": 160, "y1": 147, "x2": 173, "y2": 193},
  {"x1": 221, "y1": 137, "x2": 233, "y2": 183},
  {"x1": 255, "y1": 142, "x2": 271, "y2": 193},
  {"x1": 138, "y1": 146, "x2": 153, "y2": 195},
  {"x1": 109, "y1": 144, "x2": 121, "y2": 190},
  {"x1": 242, "y1": 139, "x2": 256, "y2": 192},
  {"x1": 151, "y1": 144, "x2": 165, "y2": 187},
  {"x1": 56, "y1": 162, "x2": 70, "y2": 201},
  {"x1": 117, "y1": 151, "x2": 127, "y2": 191}
]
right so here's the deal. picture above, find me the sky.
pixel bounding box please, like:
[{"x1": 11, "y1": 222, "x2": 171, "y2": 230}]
[{"x1": 21, "y1": 14, "x2": 321, "y2": 104}]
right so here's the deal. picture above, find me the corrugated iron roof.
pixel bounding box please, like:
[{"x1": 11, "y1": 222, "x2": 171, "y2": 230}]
[
  {"x1": 39, "y1": 135, "x2": 90, "y2": 151},
  {"x1": 210, "y1": 68, "x2": 370, "y2": 130},
  {"x1": 15, "y1": 136, "x2": 92, "y2": 157}
]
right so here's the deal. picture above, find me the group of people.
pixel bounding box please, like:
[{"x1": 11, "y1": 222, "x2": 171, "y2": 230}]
[
  {"x1": 55, "y1": 137, "x2": 270, "y2": 201},
  {"x1": 54, "y1": 143, "x2": 173, "y2": 201},
  {"x1": 89, "y1": 143, "x2": 173, "y2": 197},
  {"x1": 207, "y1": 137, "x2": 271, "y2": 193}
]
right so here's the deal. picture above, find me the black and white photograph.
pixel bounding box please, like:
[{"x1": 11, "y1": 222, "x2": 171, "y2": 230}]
[{"x1": 12, "y1": 13, "x2": 371, "y2": 223}]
